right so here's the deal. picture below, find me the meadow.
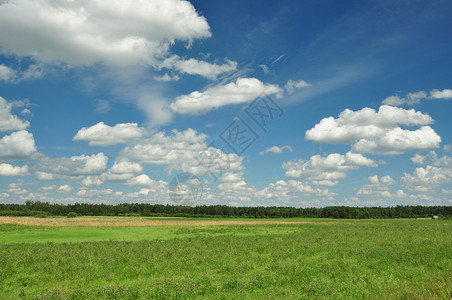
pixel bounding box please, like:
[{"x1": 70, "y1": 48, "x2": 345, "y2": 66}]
[{"x1": 0, "y1": 217, "x2": 451, "y2": 299}]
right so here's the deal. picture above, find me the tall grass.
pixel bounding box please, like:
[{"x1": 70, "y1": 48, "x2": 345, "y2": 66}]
[{"x1": 0, "y1": 219, "x2": 451, "y2": 299}]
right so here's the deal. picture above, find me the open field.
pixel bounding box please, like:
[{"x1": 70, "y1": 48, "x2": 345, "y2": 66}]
[
  {"x1": 0, "y1": 216, "x2": 323, "y2": 227},
  {"x1": 0, "y1": 217, "x2": 451, "y2": 299}
]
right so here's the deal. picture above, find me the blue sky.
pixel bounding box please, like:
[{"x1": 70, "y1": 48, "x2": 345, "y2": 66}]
[{"x1": 1, "y1": 0, "x2": 452, "y2": 207}]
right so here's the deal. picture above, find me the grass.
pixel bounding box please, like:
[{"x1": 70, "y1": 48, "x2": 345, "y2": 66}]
[{"x1": 0, "y1": 217, "x2": 451, "y2": 299}]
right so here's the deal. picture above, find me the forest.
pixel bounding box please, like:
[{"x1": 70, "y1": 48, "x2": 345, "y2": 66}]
[{"x1": 0, "y1": 201, "x2": 451, "y2": 219}]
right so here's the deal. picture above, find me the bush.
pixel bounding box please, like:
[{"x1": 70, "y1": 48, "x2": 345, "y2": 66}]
[
  {"x1": 0, "y1": 210, "x2": 33, "y2": 217},
  {"x1": 67, "y1": 212, "x2": 78, "y2": 218},
  {"x1": 34, "y1": 211, "x2": 51, "y2": 218}
]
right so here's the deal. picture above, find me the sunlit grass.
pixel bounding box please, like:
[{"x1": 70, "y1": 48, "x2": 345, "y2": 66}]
[{"x1": 0, "y1": 218, "x2": 450, "y2": 299}]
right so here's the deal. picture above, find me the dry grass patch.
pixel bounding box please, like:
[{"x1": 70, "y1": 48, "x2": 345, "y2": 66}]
[{"x1": 0, "y1": 216, "x2": 319, "y2": 227}]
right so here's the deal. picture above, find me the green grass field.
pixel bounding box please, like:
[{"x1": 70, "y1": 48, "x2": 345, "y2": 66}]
[{"x1": 0, "y1": 217, "x2": 451, "y2": 299}]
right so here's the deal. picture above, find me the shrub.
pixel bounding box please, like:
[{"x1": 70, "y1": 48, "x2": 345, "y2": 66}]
[
  {"x1": 34, "y1": 211, "x2": 50, "y2": 218},
  {"x1": 67, "y1": 212, "x2": 78, "y2": 218}
]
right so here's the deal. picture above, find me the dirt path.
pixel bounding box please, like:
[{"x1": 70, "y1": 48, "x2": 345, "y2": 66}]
[{"x1": 0, "y1": 216, "x2": 320, "y2": 227}]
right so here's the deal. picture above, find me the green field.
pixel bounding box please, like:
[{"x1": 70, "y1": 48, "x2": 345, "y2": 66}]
[{"x1": 0, "y1": 218, "x2": 451, "y2": 299}]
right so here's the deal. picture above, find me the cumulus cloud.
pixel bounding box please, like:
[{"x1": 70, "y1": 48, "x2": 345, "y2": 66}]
[
  {"x1": 81, "y1": 172, "x2": 134, "y2": 187},
  {"x1": 126, "y1": 174, "x2": 167, "y2": 191},
  {"x1": 0, "y1": 0, "x2": 211, "y2": 67},
  {"x1": 283, "y1": 151, "x2": 376, "y2": 181},
  {"x1": 403, "y1": 152, "x2": 452, "y2": 191},
  {"x1": 218, "y1": 172, "x2": 256, "y2": 203},
  {"x1": 306, "y1": 105, "x2": 433, "y2": 144},
  {"x1": 121, "y1": 128, "x2": 206, "y2": 165},
  {"x1": 121, "y1": 128, "x2": 243, "y2": 176},
  {"x1": 402, "y1": 165, "x2": 452, "y2": 190},
  {"x1": 0, "y1": 164, "x2": 30, "y2": 176},
  {"x1": 57, "y1": 185, "x2": 73, "y2": 193},
  {"x1": 382, "y1": 96, "x2": 406, "y2": 106},
  {"x1": 0, "y1": 130, "x2": 37, "y2": 161},
  {"x1": 73, "y1": 122, "x2": 146, "y2": 146},
  {"x1": 306, "y1": 105, "x2": 440, "y2": 155},
  {"x1": 410, "y1": 151, "x2": 452, "y2": 166},
  {"x1": 352, "y1": 126, "x2": 441, "y2": 154},
  {"x1": 34, "y1": 153, "x2": 108, "y2": 180},
  {"x1": 382, "y1": 89, "x2": 452, "y2": 106},
  {"x1": 7, "y1": 183, "x2": 28, "y2": 195},
  {"x1": 0, "y1": 65, "x2": 16, "y2": 82},
  {"x1": 285, "y1": 79, "x2": 311, "y2": 93},
  {"x1": 430, "y1": 89, "x2": 452, "y2": 99},
  {"x1": 0, "y1": 96, "x2": 30, "y2": 132},
  {"x1": 110, "y1": 160, "x2": 143, "y2": 174},
  {"x1": 0, "y1": 64, "x2": 43, "y2": 83},
  {"x1": 255, "y1": 179, "x2": 335, "y2": 201},
  {"x1": 80, "y1": 160, "x2": 143, "y2": 186},
  {"x1": 368, "y1": 175, "x2": 395, "y2": 185},
  {"x1": 352, "y1": 175, "x2": 407, "y2": 201},
  {"x1": 381, "y1": 91, "x2": 426, "y2": 106},
  {"x1": 260, "y1": 145, "x2": 293, "y2": 155},
  {"x1": 160, "y1": 56, "x2": 237, "y2": 80},
  {"x1": 170, "y1": 78, "x2": 283, "y2": 115}
]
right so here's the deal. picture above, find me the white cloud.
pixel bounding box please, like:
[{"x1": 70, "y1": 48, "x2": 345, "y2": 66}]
[
  {"x1": 306, "y1": 105, "x2": 441, "y2": 155},
  {"x1": 255, "y1": 180, "x2": 335, "y2": 201},
  {"x1": 381, "y1": 91, "x2": 426, "y2": 106},
  {"x1": 76, "y1": 188, "x2": 116, "y2": 197},
  {"x1": 406, "y1": 91, "x2": 427, "y2": 105},
  {"x1": 221, "y1": 172, "x2": 244, "y2": 183},
  {"x1": 57, "y1": 185, "x2": 73, "y2": 193},
  {"x1": 285, "y1": 79, "x2": 311, "y2": 93},
  {"x1": 283, "y1": 151, "x2": 376, "y2": 181},
  {"x1": 136, "y1": 93, "x2": 174, "y2": 126},
  {"x1": 403, "y1": 152, "x2": 452, "y2": 192},
  {"x1": 126, "y1": 174, "x2": 167, "y2": 191},
  {"x1": 410, "y1": 151, "x2": 452, "y2": 166},
  {"x1": 34, "y1": 153, "x2": 108, "y2": 180},
  {"x1": 81, "y1": 172, "x2": 134, "y2": 187},
  {"x1": 80, "y1": 160, "x2": 143, "y2": 186},
  {"x1": 121, "y1": 128, "x2": 243, "y2": 177},
  {"x1": 73, "y1": 122, "x2": 146, "y2": 146},
  {"x1": 0, "y1": 0, "x2": 211, "y2": 67},
  {"x1": 352, "y1": 126, "x2": 441, "y2": 155},
  {"x1": 260, "y1": 145, "x2": 293, "y2": 155},
  {"x1": 402, "y1": 165, "x2": 452, "y2": 190},
  {"x1": 382, "y1": 95, "x2": 406, "y2": 106},
  {"x1": 382, "y1": 89, "x2": 452, "y2": 106},
  {"x1": 0, "y1": 64, "x2": 16, "y2": 82},
  {"x1": 7, "y1": 183, "x2": 27, "y2": 195},
  {"x1": 430, "y1": 89, "x2": 452, "y2": 99},
  {"x1": 306, "y1": 105, "x2": 434, "y2": 144},
  {"x1": 110, "y1": 160, "x2": 143, "y2": 174},
  {"x1": 218, "y1": 174, "x2": 256, "y2": 203},
  {"x1": 20, "y1": 64, "x2": 44, "y2": 80},
  {"x1": 0, "y1": 96, "x2": 30, "y2": 132},
  {"x1": 153, "y1": 73, "x2": 179, "y2": 82},
  {"x1": 160, "y1": 56, "x2": 237, "y2": 80},
  {"x1": 40, "y1": 185, "x2": 56, "y2": 191},
  {"x1": 0, "y1": 130, "x2": 37, "y2": 161},
  {"x1": 411, "y1": 153, "x2": 426, "y2": 165},
  {"x1": 354, "y1": 175, "x2": 405, "y2": 201},
  {"x1": 0, "y1": 64, "x2": 45, "y2": 83},
  {"x1": 311, "y1": 180, "x2": 339, "y2": 186},
  {"x1": 121, "y1": 128, "x2": 206, "y2": 165},
  {"x1": 367, "y1": 175, "x2": 395, "y2": 185},
  {"x1": 170, "y1": 78, "x2": 283, "y2": 115},
  {"x1": 0, "y1": 164, "x2": 29, "y2": 176},
  {"x1": 259, "y1": 64, "x2": 270, "y2": 74}
]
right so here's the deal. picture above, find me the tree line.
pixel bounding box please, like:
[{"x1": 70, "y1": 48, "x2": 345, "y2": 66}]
[{"x1": 0, "y1": 201, "x2": 451, "y2": 218}]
